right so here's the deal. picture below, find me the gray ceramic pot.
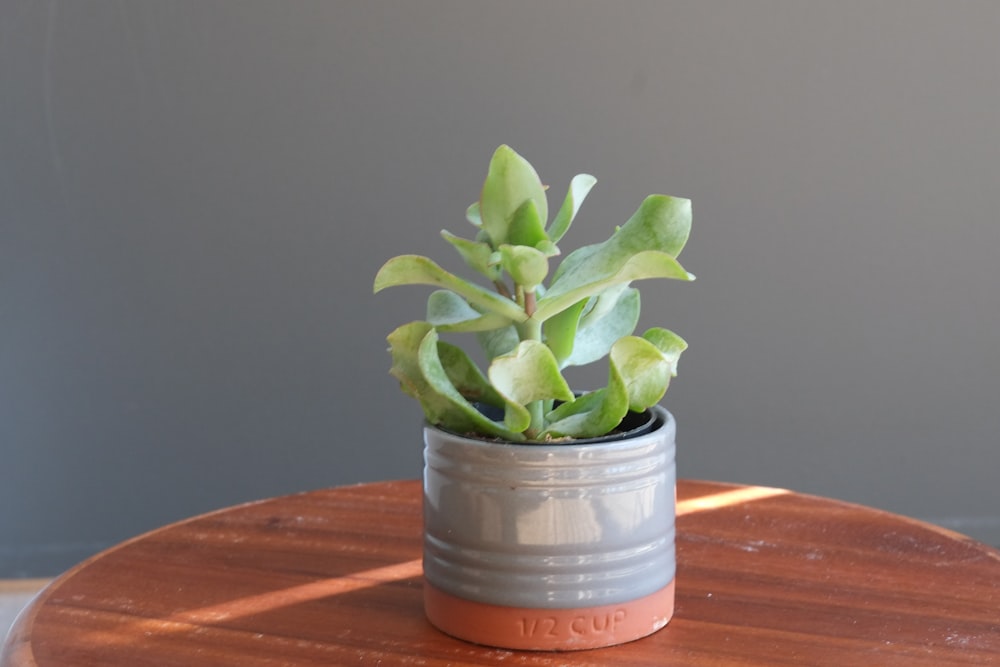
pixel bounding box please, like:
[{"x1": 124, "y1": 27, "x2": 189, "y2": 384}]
[{"x1": 422, "y1": 405, "x2": 677, "y2": 651}]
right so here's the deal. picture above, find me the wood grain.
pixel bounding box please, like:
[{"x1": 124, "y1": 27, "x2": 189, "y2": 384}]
[{"x1": 3, "y1": 479, "x2": 998, "y2": 666}]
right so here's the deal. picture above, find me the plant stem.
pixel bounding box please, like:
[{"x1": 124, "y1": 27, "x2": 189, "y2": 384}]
[
  {"x1": 524, "y1": 290, "x2": 537, "y2": 317},
  {"x1": 516, "y1": 291, "x2": 545, "y2": 439},
  {"x1": 525, "y1": 402, "x2": 544, "y2": 440},
  {"x1": 516, "y1": 307, "x2": 543, "y2": 341},
  {"x1": 493, "y1": 280, "x2": 513, "y2": 300}
]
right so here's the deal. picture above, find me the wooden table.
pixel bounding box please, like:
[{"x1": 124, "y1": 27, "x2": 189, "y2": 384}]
[{"x1": 3, "y1": 480, "x2": 999, "y2": 666}]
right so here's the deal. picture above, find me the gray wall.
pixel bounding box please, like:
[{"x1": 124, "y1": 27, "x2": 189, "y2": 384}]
[{"x1": 2, "y1": 1, "x2": 998, "y2": 576}]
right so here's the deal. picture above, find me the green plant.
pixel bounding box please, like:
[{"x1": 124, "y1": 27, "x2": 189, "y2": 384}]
[{"x1": 374, "y1": 145, "x2": 693, "y2": 442}]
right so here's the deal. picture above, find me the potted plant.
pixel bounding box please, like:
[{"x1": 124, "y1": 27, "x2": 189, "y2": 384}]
[{"x1": 374, "y1": 145, "x2": 694, "y2": 650}]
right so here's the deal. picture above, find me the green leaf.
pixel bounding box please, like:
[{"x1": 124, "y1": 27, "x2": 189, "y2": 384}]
[
  {"x1": 536, "y1": 251, "x2": 690, "y2": 323},
  {"x1": 642, "y1": 327, "x2": 688, "y2": 376},
  {"x1": 541, "y1": 373, "x2": 629, "y2": 440},
  {"x1": 387, "y1": 321, "x2": 436, "y2": 403},
  {"x1": 488, "y1": 340, "x2": 574, "y2": 432},
  {"x1": 374, "y1": 254, "x2": 526, "y2": 323},
  {"x1": 466, "y1": 201, "x2": 482, "y2": 226},
  {"x1": 561, "y1": 286, "x2": 640, "y2": 368},
  {"x1": 610, "y1": 336, "x2": 672, "y2": 412},
  {"x1": 436, "y1": 340, "x2": 505, "y2": 407},
  {"x1": 534, "y1": 195, "x2": 694, "y2": 322},
  {"x1": 507, "y1": 199, "x2": 549, "y2": 248},
  {"x1": 387, "y1": 322, "x2": 520, "y2": 439},
  {"x1": 441, "y1": 230, "x2": 500, "y2": 281},
  {"x1": 545, "y1": 329, "x2": 676, "y2": 437},
  {"x1": 426, "y1": 290, "x2": 512, "y2": 332},
  {"x1": 534, "y1": 239, "x2": 560, "y2": 257},
  {"x1": 499, "y1": 244, "x2": 549, "y2": 291},
  {"x1": 387, "y1": 322, "x2": 508, "y2": 437},
  {"x1": 542, "y1": 298, "x2": 588, "y2": 366},
  {"x1": 477, "y1": 325, "x2": 520, "y2": 361},
  {"x1": 479, "y1": 145, "x2": 548, "y2": 248},
  {"x1": 547, "y1": 173, "x2": 597, "y2": 243}
]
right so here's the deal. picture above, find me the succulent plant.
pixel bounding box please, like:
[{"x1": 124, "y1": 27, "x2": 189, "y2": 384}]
[{"x1": 374, "y1": 145, "x2": 693, "y2": 442}]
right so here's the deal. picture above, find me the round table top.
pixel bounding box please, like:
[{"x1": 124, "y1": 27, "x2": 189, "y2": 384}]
[{"x1": 3, "y1": 479, "x2": 999, "y2": 666}]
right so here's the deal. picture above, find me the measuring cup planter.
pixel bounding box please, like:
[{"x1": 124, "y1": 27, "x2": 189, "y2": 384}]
[{"x1": 422, "y1": 405, "x2": 677, "y2": 651}]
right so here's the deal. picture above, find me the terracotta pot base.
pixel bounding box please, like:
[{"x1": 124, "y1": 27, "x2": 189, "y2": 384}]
[{"x1": 424, "y1": 579, "x2": 675, "y2": 651}]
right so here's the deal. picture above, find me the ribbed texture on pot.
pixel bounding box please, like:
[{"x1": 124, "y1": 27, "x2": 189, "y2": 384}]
[{"x1": 423, "y1": 406, "x2": 676, "y2": 609}]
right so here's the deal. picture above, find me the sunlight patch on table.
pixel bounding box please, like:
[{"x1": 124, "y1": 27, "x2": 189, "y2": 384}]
[
  {"x1": 677, "y1": 486, "x2": 790, "y2": 516},
  {"x1": 72, "y1": 558, "x2": 424, "y2": 648},
  {"x1": 172, "y1": 558, "x2": 424, "y2": 624}
]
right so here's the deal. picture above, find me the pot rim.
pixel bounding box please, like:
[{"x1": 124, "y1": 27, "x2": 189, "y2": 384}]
[{"x1": 426, "y1": 403, "x2": 672, "y2": 449}]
